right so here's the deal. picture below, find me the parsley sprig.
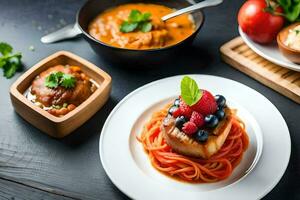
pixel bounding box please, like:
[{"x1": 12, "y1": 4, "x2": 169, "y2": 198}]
[
  {"x1": 45, "y1": 71, "x2": 76, "y2": 89},
  {"x1": 120, "y1": 10, "x2": 152, "y2": 33},
  {"x1": 0, "y1": 42, "x2": 22, "y2": 78}
]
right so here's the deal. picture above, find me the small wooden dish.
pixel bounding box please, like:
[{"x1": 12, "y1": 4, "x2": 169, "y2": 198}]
[
  {"x1": 277, "y1": 22, "x2": 300, "y2": 64},
  {"x1": 10, "y1": 51, "x2": 112, "y2": 138}
]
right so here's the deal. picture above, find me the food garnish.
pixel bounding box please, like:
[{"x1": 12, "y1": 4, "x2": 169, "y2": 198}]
[
  {"x1": 45, "y1": 71, "x2": 76, "y2": 89},
  {"x1": 180, "y1": 76, "x2": 202, "y2": 106},
  {"x1": 0, "y1": 42, "x2": 22, "y2": 78},
  {"x1": 120, "y1": 9, "x2": 152, "y2": 33}
]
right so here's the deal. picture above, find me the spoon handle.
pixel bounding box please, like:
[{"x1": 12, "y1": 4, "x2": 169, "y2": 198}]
[
  {"x1": 41, "y1": 23, "x2": 81, "y2": 44},
  {"x1": 162, "y1": 0, "x2": 223, "y2": 21}
]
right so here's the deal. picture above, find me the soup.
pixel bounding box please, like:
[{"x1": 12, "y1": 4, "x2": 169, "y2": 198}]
[{"x1": 88, "y1": 3, "x2": 195, "y2": 50}]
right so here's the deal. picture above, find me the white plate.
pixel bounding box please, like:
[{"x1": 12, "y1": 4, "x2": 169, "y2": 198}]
[
  {"x1": 99, "y1": 75, "x2": 291, "y2": 200},
  {"x1": 239, "y1": 26, "x2": 300, "y2": 72}
]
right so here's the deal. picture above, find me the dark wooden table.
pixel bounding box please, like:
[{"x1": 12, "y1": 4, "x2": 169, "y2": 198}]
[{"x1": 0, "y1": 0, "x2": 299, "y2": 199}]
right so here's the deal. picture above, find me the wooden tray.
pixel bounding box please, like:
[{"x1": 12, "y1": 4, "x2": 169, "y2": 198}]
[{"x1": 220, "y1": 37, "x2": 300, "y2": 104}]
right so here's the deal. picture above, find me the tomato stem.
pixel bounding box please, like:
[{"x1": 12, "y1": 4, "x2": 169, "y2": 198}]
[{"x1": 263, "y1": 0, "x2": 279, "y2": 15}]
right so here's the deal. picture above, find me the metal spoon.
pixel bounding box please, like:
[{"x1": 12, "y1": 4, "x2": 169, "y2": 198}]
[
  {"x1": 41, "y1": 0, "x2": 223, "y2": 44},
  {"x1": 162, "y1": 0, "x2": 223, "y2": 21}
]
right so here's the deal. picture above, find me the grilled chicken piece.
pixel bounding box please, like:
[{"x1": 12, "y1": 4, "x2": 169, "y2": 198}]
[{"x1": 162, "y1": 108, "x2": 233, "y2": 159}]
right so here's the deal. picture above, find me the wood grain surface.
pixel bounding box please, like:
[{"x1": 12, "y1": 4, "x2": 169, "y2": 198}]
[{"x1": 220, "y1": 37, "x2": 300, "y2": 104}]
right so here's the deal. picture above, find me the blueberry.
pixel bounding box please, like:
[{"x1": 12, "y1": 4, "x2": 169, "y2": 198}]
[
  {"x1": 215, "y1": 109, "x2": 225, "y2": 120},
  {"x1": 194, "y1": 130, "x2": 209, "y2": 143},
  {"x1": 174, "y1": 98, "x2": 180, "y2": 107},
  {"x1": 168, "y1": 106, "x2": 178, "y2": 115},
  {"x1": 175, "y1": 116, "x2": 186, "y2": 129},
  {"x1": 205, "y1": 115, "x2": 219, "y2": 128},
  {"x1": 215, "y1": 95, "x2": 226, "y2": 108}
]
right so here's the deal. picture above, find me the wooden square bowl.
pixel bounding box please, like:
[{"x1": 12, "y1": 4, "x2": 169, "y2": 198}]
[{"x1": 10, "y1": 51, "x2": 112, "y2": 138}]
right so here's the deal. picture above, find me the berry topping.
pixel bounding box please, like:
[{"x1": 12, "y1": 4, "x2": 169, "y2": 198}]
[
  {"x1": 168, "y1": 106, "x2": 178, "y2": 115},
  {"x1": 194, "y1": 130, "x2": 209, "y2": 143},
  {"x1": 179, "y1": 101, "x2": 193, "y2": 119},
  {"x1": 215, "y1": 95, "x2": 226, "y2": 108},
  {"x1": 205, "y1": 114, "x2": 219, "y2": 128},
  {"x1": 174, "y1": 98, "x2": 180, "y2": 107},
  {"x1": 175, "y1": 116, "x2": 186, "y2": 129},
  {"x1": 182, "y1": 121, "x2": 198, "y2": 135},
  {"x1": 191, "y1": 90, "x2": 217, "y2": 116},
  {"x1": 172, "y1": 107, "x2": 181, "y2": 118},
  {"x1": 215, "y1": 108, "x2": 225, "y2": 120},
  {"x1": 190, "y1": 111, "x2": 205, "y2": 128}
]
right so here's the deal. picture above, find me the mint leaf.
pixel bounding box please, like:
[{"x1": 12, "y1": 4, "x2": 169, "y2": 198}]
[
  {"x1": 0, "y1": 42, "x2": 13, "y2": 56},
  {"x1": 61, "y1": 73, "x2": 76, "y2": 88},
  {"x1": 120, "y1": 10, "x2": 152, "y2": 33},
  {"x1": 180, "y1": 76, "x2": 202, "y2": 106},
  {"x1": 140, "y1": 22, "x2": 152, "y2": 33},
  {"x1": 120, "y1": 21, "x2": 138, "y2": 33}
]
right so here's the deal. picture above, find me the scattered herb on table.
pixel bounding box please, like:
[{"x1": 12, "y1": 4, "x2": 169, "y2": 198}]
[
  {"x1": 45, "y1": 71, "x2": 76, "y2": 89},
  {"x1": 180, "y1": 76, "x2": 203, "y2": 106},
  {"x1": 120, "y1": 9, "x2": 152, "y2": 33},
  {"x1": 0, "y1": 42, "x2": 22, "y2": 78}
]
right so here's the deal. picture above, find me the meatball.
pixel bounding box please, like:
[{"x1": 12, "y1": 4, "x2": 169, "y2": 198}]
[{"x1": 31, "y1": 65, "x2": 94, "y2": 116}]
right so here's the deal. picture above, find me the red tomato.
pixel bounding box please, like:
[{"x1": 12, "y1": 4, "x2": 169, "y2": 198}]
[{"x1": 238, "y1": 0, "x2": 285, "y2": 44}]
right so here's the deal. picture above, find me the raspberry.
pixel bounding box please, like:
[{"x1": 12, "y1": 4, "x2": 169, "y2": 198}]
[
  {"x1": 182, "y1": 121, "x2": 198, "y2": 135},
  {"x1": 179, "y1": 101, "x2": 193, "y2": 118},
  {"x1": 190, "y1": 111, "x2": 205, "y2": 128},
  {"x1": 191, "y1": 90, "x2": 217, "y2": 116},
  {"x1": 172, "y1": 107, "x2": 181, "y2": 118}
]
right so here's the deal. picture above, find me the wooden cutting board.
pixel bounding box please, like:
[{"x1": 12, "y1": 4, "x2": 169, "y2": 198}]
[{"x1": 220, "y1": 37, "x2": 300, "y2": 104}]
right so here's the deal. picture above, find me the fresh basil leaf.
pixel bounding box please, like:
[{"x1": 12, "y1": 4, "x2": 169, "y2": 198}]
[
  {"x1": 180, "y1": 76, "x2": 202, "y2": 106},
  {"x1": 120, "y1": 21, "x2": 138, "y2": 33},
  {"x1": 129, "y1": 9, "x2": 142, "y2": 22},
  {"x1": 142, "y1": 12, "x2": 151, "y2": 21},
  {"x1": 0, "y1": 42, "x2": 13, "y2": 56},
  {"x1": 140, "y1": 22, "x2": 152, "y2": 33}
]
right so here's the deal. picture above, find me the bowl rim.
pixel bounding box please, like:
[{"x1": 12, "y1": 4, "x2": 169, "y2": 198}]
[
  {"x1": 10, "y1": 51, "x2": 112, "y2": 124},
  {"x1": 277, "y1": 22, "x2": 300, "y2": 54},
  {"x1": 76, "y1": 2, "x2": 205, "y2": 52}
]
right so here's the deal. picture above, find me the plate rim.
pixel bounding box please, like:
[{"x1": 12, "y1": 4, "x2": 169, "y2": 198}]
[
  {"x1": 238, "y1": 26, "x2": 300, "y2": 72},
  {"x1": 99, "y1": 74, "x2": 291, "y2": 200}
]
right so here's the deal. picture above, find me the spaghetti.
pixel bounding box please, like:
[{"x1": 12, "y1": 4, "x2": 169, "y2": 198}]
[{"x1": 138, "y1": 104, "x2": 249, "y2": 183}]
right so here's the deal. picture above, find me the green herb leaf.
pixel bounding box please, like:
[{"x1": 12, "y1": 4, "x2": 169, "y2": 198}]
[
  {"x1": 120, "y1": 9, "x2": 152, "y2": 33},
  {"x1": 45, "y1": 71, "x2": 76, "y2": 89},
  {"x1": 0, "y1": 42, "x2": 22, "y2": 79},
  {"x1": 45, "y1": 72, "x2": 60, "y2": 88},
  {"x1": 129, "y1": 9, "x2": 143, "y2": 22},
  {"x1": 0, "y1": 42, "x2": 13, "y2": 56},
  {"x1": 61, "y1": 73, "x2": 76, "y2": 88},
  {"x1": 277, "y1": 0, "x2": 300, "y2": 22},
  {"x1": 140, "y1": 22, "x2": 152, "y2": 33},
  {"x1": 120, "y1": 21, "x2": 138, "y2": 33},
  {"x1": 180, "y1": 76, "x2": 202, "y2": 106}
]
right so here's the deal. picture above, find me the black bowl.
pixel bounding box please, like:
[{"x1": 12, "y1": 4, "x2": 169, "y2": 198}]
[{"x1": 77, "y1": 0, "x2": 204, "y2": 67}]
